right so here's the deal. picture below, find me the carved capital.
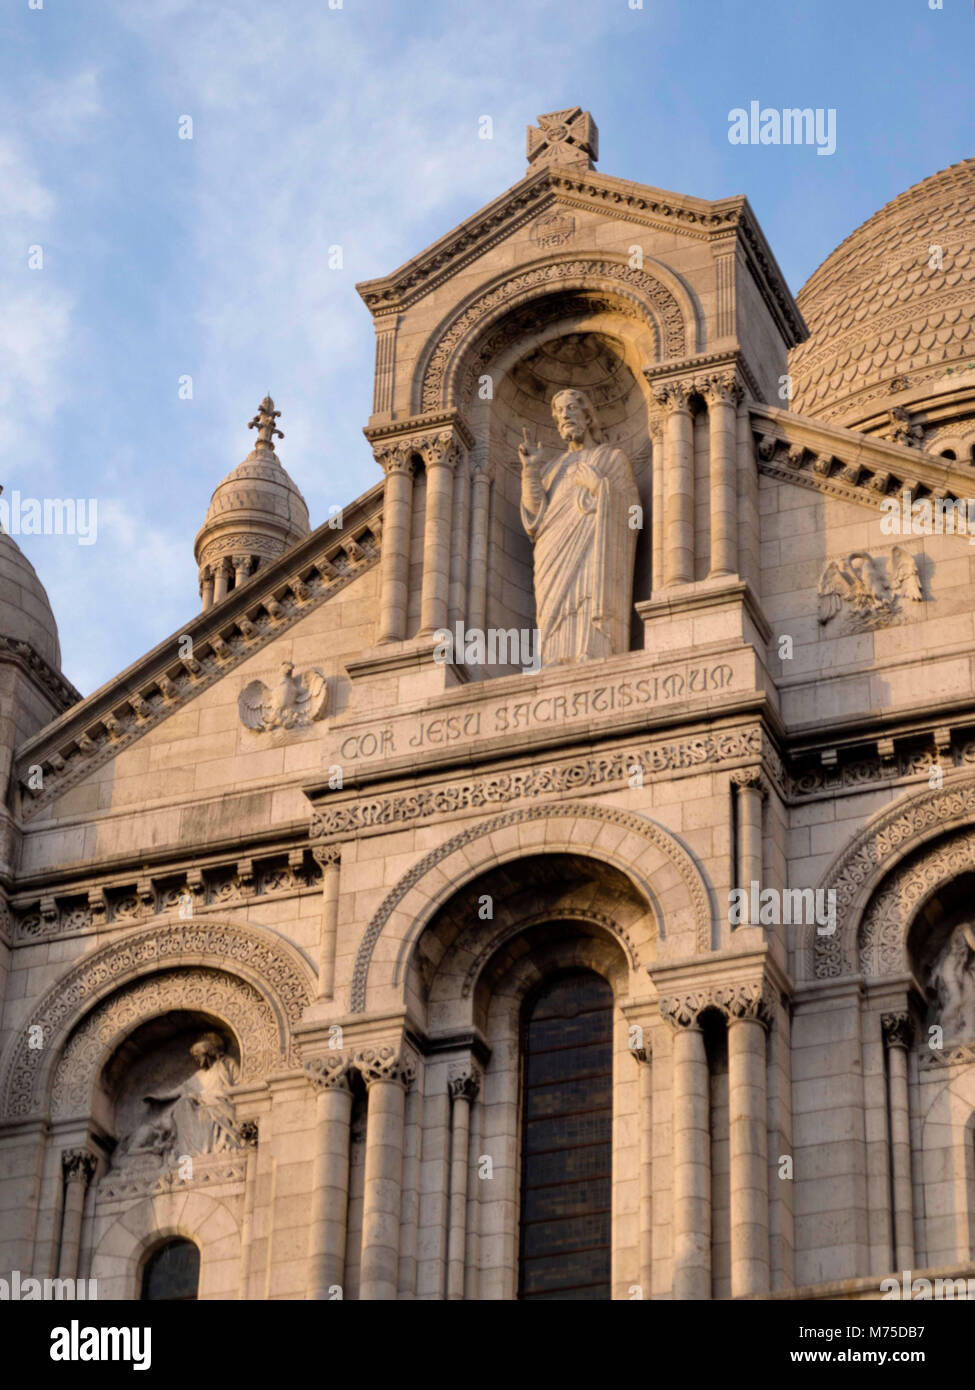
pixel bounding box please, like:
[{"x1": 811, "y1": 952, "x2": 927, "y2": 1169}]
[
  {"x1": 701, "y1": 373, "x2": 743, "y2": 407},
  {"x1": 447, "y1": 1062, "x2": 481, "y2": 1103},
  {"x1": 354, "y1": 1043, "x2": 417, "y2": 1091},
  {"x1": 653, "y1": 381, "x2": 693, "y2": 414},
  {"x1": 417, "y1": 429, "x2": 460, "y2": 471},
  {"x1": 304, "y1": 1052, "x2": 355, "y2": 1093},
  {"x1": 311, "y1": 843, "x2": 342, "y2": 871},
  {"x1": 659, "y1": 993, "x2": 710, "y2": 1029},
  {"x1": 730, "y1": 765, "x2": 769, "y2": 797},
  {"x1": 239, "y1": 1120, "x2": 259, "y2": 1147},
  {"x1": 62, "y1": 1148, "x2": 97, "y2": 1186},
  {"x1": 716, "y1": 981, "x2": 775, "y2": 1028},
  {"x1": 882, "y1": 1012, "x2": 913, "y2": 1050},
  {"x1": 374, "y1": 442, "x2": 415, "y2": 477}
]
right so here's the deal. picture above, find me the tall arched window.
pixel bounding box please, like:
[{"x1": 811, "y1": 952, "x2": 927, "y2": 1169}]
[
  {"x1": 518, "y1": 969, "x2": 614, "y2": 1300},
  {"x1": 141, "y1": 1238, "x2": 200, "y2": 1301}
]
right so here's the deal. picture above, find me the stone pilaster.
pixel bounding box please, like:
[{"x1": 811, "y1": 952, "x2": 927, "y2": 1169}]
[
  {"x1": 659, "y1": 994, "x2": 711, "y2": 1299},
  {"x1": 373, "y1": 443, "x2": 415, "y2": 644},
  {"x1": 701, "y1": 374, "x2": 743, "y2": 578},
  {"x1": 417, "y1": 430, "x2": 459, "y2": 636},
  {"x1": 467, "y1": 459, "x2": 492, "y2": 634},
  {"x1": 654, "y1": 381, "x2": 695, "y2": 587},
  {"x1": 446, "y1": 1063, "x2": 480, "y2": 1300},
  {"x1": 731, "y1": 766, "x2": 769, "y2": 927},
  {"x1": 310, "y1": 843, "x2": 342, "y2": 1000},
  {"x1": 725, "y1": 984, "x2": 773, "y2": 1297}
]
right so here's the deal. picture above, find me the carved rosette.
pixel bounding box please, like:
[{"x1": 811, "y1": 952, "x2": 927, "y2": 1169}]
[
  {"x1": 447, "y1": 1063, "x2": 481, "y2": 1103},
  {"x1": 62, "y1": 1148, "x2": 97, "y2": 1186},
  {"x1": 304, "y1": 1052, "x2": 355, "y2": 1094},
  {"x1": 882, "y1": 1012, "x2": 913, "y2": 1050},
  {"x1": 354, "y1": 1044, "x2": 417, "y2": 1091}
]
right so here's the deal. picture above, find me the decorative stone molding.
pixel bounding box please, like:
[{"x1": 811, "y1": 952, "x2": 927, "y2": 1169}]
[
  {"x1": 447, "y1": 1063, "x2": 481, "y2": 1102},
  {"x1": 97, "y1": 1153, "x2": 248, "y2": 1203},
  {"x1": 459, "y1": 907, "x2": 641, "y2": 998},
  {"x1": 660, "y1": 980, "x2": 774, "y2": 1030},
  {"x1": 882, "y1": 1013, "x2": 914, "y2": 1049},
  {"x1": 349, "y1": 801, "x2": 713, "y2": 1013},
  {"x1": 0, "y1": 920, "x2": 314, "y2": 1119},
  {"x1": 15, "y1": 509, "x2": 382, "y2": 821},
  {"x1": 304, "y1": 1052, "x2": 355, "y2": 1094},
  {"x1": 12, "y1": 847, "x2": 322, "y2": 944},
  {"x1": 791, "y1": 731, "x2": 975, "y2": 801},
  {"x1": 0, "y1": 634, "x2": 80, "y2": 712},
  {"x1": 311, "y1": 724, "x2": 764, "y2": 839},
  {"x1": 811, "y1": 773, "x2": 975, "y2": 980},
  {"x1": 49, "y1": 968, "x2": 284, "y2": 1120},
  {"x1": 419, "y1": 256, "x2": 688, "y2": 411},
  {"x1": 62, "y1": 1149, "x2": 97, "y2": 1186},
  {"x1": 354, "y1": 1044, "x2": 417, "y2": 1090}
]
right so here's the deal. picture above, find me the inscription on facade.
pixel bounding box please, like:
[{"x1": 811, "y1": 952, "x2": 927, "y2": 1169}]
[{"x1": 336, "y1": 662, "x2": 736, "y2": 763}]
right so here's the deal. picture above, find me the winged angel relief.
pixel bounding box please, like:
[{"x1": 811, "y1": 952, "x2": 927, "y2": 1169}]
[
  {"x1": 817, "y1": 547, "x2": 923, "y2": 633},
  {"x1": 238, "y1": 660, "x2": 329, "y2": 732}
]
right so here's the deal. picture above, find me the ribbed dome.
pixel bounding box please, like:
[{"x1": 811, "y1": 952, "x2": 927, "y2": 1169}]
[
  {"x1": 0, "y1": 530, "x2": 61, "y2": 668},
  {"x1": 789, "y1": 158, "x2": 975, "y2": 427},
  {"x1": 194, "y1": 397, "x2": 310, "y2": 606}
]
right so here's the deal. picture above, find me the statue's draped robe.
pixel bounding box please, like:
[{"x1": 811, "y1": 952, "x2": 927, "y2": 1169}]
[
  {"x1": 522, "y1": 442, "x2": 640, "y2": 665},
  {"x1": 167, "y1": 1057, "x2": 240, "y2": 1154}
]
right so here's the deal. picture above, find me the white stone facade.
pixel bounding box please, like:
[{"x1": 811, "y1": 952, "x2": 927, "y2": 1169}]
[{"x1": 2, "y1": 114, "x2": 975, "y2": 1300}]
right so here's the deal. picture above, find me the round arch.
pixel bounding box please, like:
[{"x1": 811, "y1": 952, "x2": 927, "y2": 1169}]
[
  {"x1": 805, "y1": 770, "x2": 975, "y2": 980},
  {"x1": 90, "y1": 1194, "x2": 240, "y2": 1301},
  {"x1": 414, "y1": 253, "x2": 699, "y2": 413},
  {"x1": 0, "y1": 918, "x2": 315, "y2": 1120},
  {"x1": 349, "y1": 800, "x2": 714, "y2": 1014}
]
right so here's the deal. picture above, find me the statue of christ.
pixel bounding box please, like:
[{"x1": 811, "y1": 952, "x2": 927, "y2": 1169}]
[{"x1": 519, "y1": 388, "x2": 640, "y2": 666}]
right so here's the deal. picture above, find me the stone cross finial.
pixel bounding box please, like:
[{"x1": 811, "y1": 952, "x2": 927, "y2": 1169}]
[
  {"x1": 526, "y1": 107, "x2": 598, "y2": 172},
  {"x1": 248, "y1": 395, "x2": 284, "y2": 450}
]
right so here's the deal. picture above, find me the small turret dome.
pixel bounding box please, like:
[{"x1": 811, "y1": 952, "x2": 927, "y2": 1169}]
[
  {"x1": 0, "y1": 528, "x2": 61, "y2": 668},
  {"x1": 194, "y1": 396, "x2": 310, "y2": 609}
]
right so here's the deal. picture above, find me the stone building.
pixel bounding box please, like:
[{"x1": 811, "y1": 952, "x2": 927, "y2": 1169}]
[{"x1": 2, "y1": 108, "x2": 975, "y2": 1301}]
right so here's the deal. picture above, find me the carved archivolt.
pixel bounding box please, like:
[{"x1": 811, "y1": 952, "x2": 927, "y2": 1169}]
[
  {"x1": 0, "y1": 919, "x2": 314, "y2": 1119},
  {"x1": 809, "y1": 773, "x2": 975, "y2": 980},
  {"x1": 350, "y1": 801, "x2": 713, "y2": 1013},
  {"x1": 50, "y1": 969, "x2": 282, "y2": 1120},
  {"x1": 418, "y1": 257, "x2": 690, "y2": 412}
]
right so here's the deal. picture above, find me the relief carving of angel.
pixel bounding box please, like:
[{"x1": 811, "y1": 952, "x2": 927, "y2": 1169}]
[
  {"x1": 930, "y1": 923, "x2": 975, "y2": 1043},
  {"x1": 238, "y1": 660, "x2": 329, "y2": 731},
  {"x1": 817, "y1": 547, "x2": 922, "y2": 628}
]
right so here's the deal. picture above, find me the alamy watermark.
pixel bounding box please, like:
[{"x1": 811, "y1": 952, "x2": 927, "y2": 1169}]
[
  {"x1": 728, "y1": 102, "x2": 836, "y2": 156},
  {"x1": 0, "y1": 1269, "x2": 96, "y2": 1299},
  {"x1": 434, "y1": 621, "x2": 540, "y2": 672},
  {"x1": 728, "y1": 881, "x2": 836, "y2": 935},
  {"x1": 0, "y1": 491, "x2": 97, "y2": 545},
  {"x1": 880, "y1": 488, "x2": 975, "y2": 544}
]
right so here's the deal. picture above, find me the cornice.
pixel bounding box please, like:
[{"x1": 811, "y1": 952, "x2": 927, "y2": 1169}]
[
  {"x1": 14, "y1": 484, "x2": 384, "y2": 822},
  {"x1": 750, "y1": 403, "x2": 974, "y2": 508},
  {"x1": 363, "y1": 409, "x2": 475, "y2": 451},
  {"x1": 0, "y1": 635, "x2": 80, "y2": 713},
  {"x1": 355, "y1": 169, "x2": 801, "y2": 344}
]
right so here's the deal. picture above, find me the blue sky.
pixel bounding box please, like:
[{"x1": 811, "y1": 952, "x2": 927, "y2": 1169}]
[{"x1": 5, "y1": 0, "x2": 971, "y2": 694}]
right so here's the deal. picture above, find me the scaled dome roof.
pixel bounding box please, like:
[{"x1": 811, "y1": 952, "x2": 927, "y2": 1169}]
[
  {"x1": 0, "y1": 530, "x2": 61, "y2": 668},
  {"x1": 788, "y1": 157, "x2": 975, "y2": 427}
]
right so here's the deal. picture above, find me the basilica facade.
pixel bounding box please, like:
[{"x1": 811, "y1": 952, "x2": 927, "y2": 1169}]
[{"x1": 2, "y1": 109, "x2": 975, "y2": 1301}]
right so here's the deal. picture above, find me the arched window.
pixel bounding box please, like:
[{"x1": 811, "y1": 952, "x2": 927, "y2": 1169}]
[
  {"x1": 518, "y1": 969, "x2": 613, "y2": 1300},
  {"x1": 141, "y1": 1238, "x2": 200, "y2": 1301}
]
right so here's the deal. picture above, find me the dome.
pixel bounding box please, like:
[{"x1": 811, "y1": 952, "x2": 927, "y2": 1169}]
[
  {"x1": 194, "y1": 397, "x2": 310, "y2": 608},
  {"x1": 788, "y1": 158, "x2": 975, "y2": 431},
  {"x1": 0, "y1": 529, "x2": 61, "y2": 668}
]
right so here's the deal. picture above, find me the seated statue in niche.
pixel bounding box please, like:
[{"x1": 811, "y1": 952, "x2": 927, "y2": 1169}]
[
  {"x1": 123, "y1": 1032, "x2": 241, "y2": 1161},
  {"x1": 930, "y1": 923, "x2": 975, "y2": 1042},
  {"x1": 519, "y1": 388, "x2": 640, "y2": 667}
]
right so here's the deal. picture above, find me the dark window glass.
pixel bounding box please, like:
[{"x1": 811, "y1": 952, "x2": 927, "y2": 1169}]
[
  {"x1": 518, "y1": 970, "x2": 613, "y2": 1300},
  {"x1": 141, "y1": 1239, "x2": 200, "y2": 1301}
]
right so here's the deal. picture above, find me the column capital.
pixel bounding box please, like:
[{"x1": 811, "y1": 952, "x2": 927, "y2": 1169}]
[
  {"x1": 355, "y1": 1042, "x2": 417, "y2": 1091},
  {"x1": 660, "y1": 980, "x2": 775, "y2": 1030},
  {"x1": 304, "y1": 1052, "x2": 355, "y2": 1093},
  {"x1": 652, "y1": 380, "x2": 694, "y2": 413},
  {"x1": 882, "y1": 1012, "x2": 913, "y2": 1050},
  {"x1": 239, "y1": 1119, "x2": 260, "y2": 1147},
  {"x1": 62, "y1": 1148, "x2": 97, "y2": 1186},
  {"x1": 659, "y1": 992, "x2": 711, "y2": 1030},
  {"x1": 372, "y1": 440, "x2": 415, "y2": 476},
  {"x1": 311, "y1": 842, "x2": 342, "y2": 870},
  {"x1": 730, "y1": 764, "x2": 770, "y2": 798},
  {"x1": 447, "y1": 1062, "x2": 481, "y2": 1102},
  {"x1": 698, "y1": 372, "x2": 744, "y2": 407}
]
